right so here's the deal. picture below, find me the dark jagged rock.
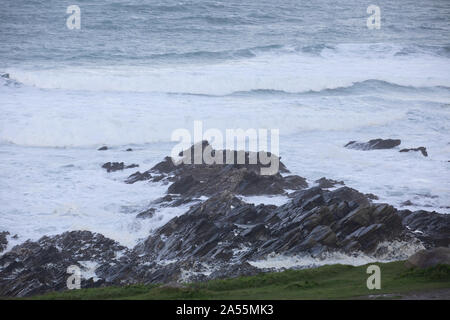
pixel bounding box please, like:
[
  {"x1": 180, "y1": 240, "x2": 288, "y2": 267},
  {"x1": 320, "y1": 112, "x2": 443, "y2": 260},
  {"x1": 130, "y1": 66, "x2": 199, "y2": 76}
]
[
  {"x1": 0, "y1": 231, "x2": 127, "y2": 297},
  {"x1": 126, "y1": 148, "x2": 133, "y2": 152},
  {"x1": 125, "y1": 171, "x2": 152, "y2": 184},
  {"x1": 345, "y1": 139, "x2": 401, "y2": 150},
  {"x1": 400, "y1": 147, "x2": 428, "y2": 157},
  {"x1": 401, "y1": 200, "x2": 414, "y2": 206},
  {"x1": 398, "y1": 210, "x2": 450, "y2": 247},
  {"x1": 102, "y1": 162, "x2": 139, "y2": 173},
  {"x1": 405, "y1": 247, "x2": 450, "y2": 269},
  {"x1": 152, "y1": 156, "x2": 178, "y2": 174},
  {"x1": 0, "y1": 231, "x2": 9, "y2": 253},
  {"x1": 2, "y1": 142, "x2": 449, "y2": 297},
  {"x1": 365, "y1": 193, "x2": 379, "y2": 200},
  {"x1": 98, "y1": 146, "x2": 108, "y2": 151},
  {"x1": 136, "y1": 208, "x2": 156, "y2": 219},
  {"x1": 315, "y1": 177, "x2": 344, "y2": 188},
  {"x1": 144, "y1": 141, "x2": 306, "y2": 202},
  {"x1": 134, "y1": 187, "x2": 406, "y2": 271}
]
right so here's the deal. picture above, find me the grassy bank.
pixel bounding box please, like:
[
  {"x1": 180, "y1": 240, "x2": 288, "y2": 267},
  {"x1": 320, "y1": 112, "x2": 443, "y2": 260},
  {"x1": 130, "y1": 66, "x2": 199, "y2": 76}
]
[{"x1": 22, "y1": 261, "x2": 450, "y2": 300}]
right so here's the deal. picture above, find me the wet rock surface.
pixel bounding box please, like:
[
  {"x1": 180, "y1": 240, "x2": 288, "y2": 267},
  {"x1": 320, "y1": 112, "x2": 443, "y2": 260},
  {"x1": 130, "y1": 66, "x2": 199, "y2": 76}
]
[
  {"x1": 136, "y1": 187, "x2": 406, "y2": 265},
  {"x1": 0, "y1": 231, "x2": 9, "y2": 253},
  {"x1": 102, "y1": 162, "x2": 139, "y2": 173},
  {"x1": 0, "y1": 142, "x2": 449, "y2": 297},
  {"x1": 398, "y1": 210, "x2": 450, "y2": 247},
  {"x1": 315, "y1": 177, "x2": 344, "y2": 188},
  {"x1": 0, "y1": 231, "x2": 127, "y2": 297},
  {"x1": 345, "y1": 139, "x2": 401, "y2": 150},
  {"x1": 400, "y1": 147, "x2": 428, "y2": 157},
  {"x1": 136, "y1": 208, "x2": 156, "y2": 219},
  {"x1": 130, "y1": 142, "x2": 306, "y2": 201}
]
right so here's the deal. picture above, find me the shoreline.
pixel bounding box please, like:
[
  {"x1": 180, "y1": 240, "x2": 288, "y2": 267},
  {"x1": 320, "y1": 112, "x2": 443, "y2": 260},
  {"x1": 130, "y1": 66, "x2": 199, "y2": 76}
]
[{"x1": 0, "y1": 141, "x2": 448, "y2": 298}]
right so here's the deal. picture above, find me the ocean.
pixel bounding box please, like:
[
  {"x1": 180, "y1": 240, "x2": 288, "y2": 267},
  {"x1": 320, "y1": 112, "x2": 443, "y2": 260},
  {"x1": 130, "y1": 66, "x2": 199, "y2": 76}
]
[{"x1": 1, "y1": 0, "x2": 449, "y2": 249}]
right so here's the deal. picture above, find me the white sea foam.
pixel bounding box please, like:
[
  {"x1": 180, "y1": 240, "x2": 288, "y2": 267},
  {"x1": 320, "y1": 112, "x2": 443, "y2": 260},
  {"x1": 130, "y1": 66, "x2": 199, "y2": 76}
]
[
  {"x1": 248, "y1": 240, "x2": 426, "y2": 269},
  {"x1": 78, "y1": 261, "x2": 101, "y2": 281},
  {"x1": 0, "y1": 43, "x2": 449, "y2": 252},
  {"x1": 240, "y1": 195, "x2": 290, "y2": 206},
  {"x1": 5, "y1": 46, "x2": 450, "y2": 95}
]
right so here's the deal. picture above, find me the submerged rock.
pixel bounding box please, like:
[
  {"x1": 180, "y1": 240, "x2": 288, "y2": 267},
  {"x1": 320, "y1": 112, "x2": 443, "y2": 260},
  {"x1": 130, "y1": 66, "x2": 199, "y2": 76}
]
[
  {"x1": 0, "y1": 231, "x2": 9, "y2": 253},
  {"x1": 365, "y1": 193, "x2": 379, "y2": 200},
  {"x1": 405, "y1": 247, "x2": 450, "y2": 269},
  {"x1": 102, "y1": 162, "x2": 139, "y2": 173},
  {"x1": 125, "y1": 171, "x2": 152, "y2": 184},
  {"x1": 345, "y1": 139, "x2": 401, "y2": 150},
  {"x1": 136, "y1": 208, "x2": 156, "y2": 219},
  {"x1": 315, "y1": 177, "x2": 344, "y2": 188},
  {"x1": 399, "y1": 147, "x2": 428, "y2": 157}
]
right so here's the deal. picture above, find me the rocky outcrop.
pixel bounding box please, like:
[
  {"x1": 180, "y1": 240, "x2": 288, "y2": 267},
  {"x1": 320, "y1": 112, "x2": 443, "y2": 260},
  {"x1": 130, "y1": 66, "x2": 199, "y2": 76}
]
[
  {"x1": 126, "y1": 142, "x2": 307, "y2": 205},
  {"x1": 315, "y1": 177, "x2": 344, "y2": 188},
  {"x1": 125, "y1": 170, "x2": 153, "y2": 184},
  {"x1": 102, "y1": 162, "x2": 139, "y2": 173},
  {"x1": 0, "y1": 142, "x2": 448, "y2": 297},
  {"x1": 0, "y1": 231, "x2": 9, "y2": 253},
  {"x1": 345, "y1": 139, "x2": 401, "y2": 150},
  {"x1": 398, "y1": 210, "x2": 450, "y2": 247},
  {"x1": 97, "y1": 146, "x2": 108, "y2": 151},
  {"x1": 0, "y1": 231, "x2": 127, "y2": 297},
  {"x1": 400, "y1": 147, "x2": 428, "y2": 157},
  {"x1": 135, "y1": 187, "x2": 407, "y2": 265},
  {"x1": 405, "y1": 247, "x2": 450, "y2": 268},
  {"x1": 136, "y1": 208, "x2": 155, "y2": 219}
]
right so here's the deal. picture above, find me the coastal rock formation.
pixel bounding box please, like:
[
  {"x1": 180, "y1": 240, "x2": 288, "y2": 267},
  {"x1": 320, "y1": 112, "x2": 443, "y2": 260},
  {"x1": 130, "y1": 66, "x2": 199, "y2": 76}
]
[
  {"x1": 398, "y1": 210, "x2": 450, "y2": 247},
  {"x1": 0, "y1": 231, "x2": 9, "y2": 253},
  {"x1": 0, "y1": 231, "x2": 127, "y2": 297},
  {"x1": 315, "y1": 177, "x2": 345, "y2": 188},
  {"x1": 0, "y1": 142, "x2": 448, "y2": 297},
  {"x1": 136, "y1": 208, "x2": 156, "y2": 219},
  {"x1": 126, "y1": 141, "x2": 307, "y2": 204},
  {"x1": 345, "y1": 139, "x2": 401, "y2": 150},
  {"x1": 135, "y1": 186, "x2": 406, "y2": 265},
  {"x1": 125, "y1": 170, "x2": 153, "y2": 184},
  {"x1": 102, "y1": 162, "x2": 139, "y2": 173},
  {"x1": 399, "y1": 147, "x2": 428, "y2": 157}
]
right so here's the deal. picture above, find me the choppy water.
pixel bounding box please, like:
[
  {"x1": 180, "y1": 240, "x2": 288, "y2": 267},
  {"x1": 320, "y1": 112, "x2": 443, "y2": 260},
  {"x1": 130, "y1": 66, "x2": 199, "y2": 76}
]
[{"x1": 0, "y1": 0, "x2": 449, "y2": 248}]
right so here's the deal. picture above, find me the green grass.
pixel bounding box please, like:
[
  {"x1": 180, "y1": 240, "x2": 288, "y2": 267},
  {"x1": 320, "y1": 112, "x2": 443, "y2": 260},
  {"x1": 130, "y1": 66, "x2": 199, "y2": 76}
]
[{"x1": 15, "y1": 261, "x2": 450, "y2": 300}]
